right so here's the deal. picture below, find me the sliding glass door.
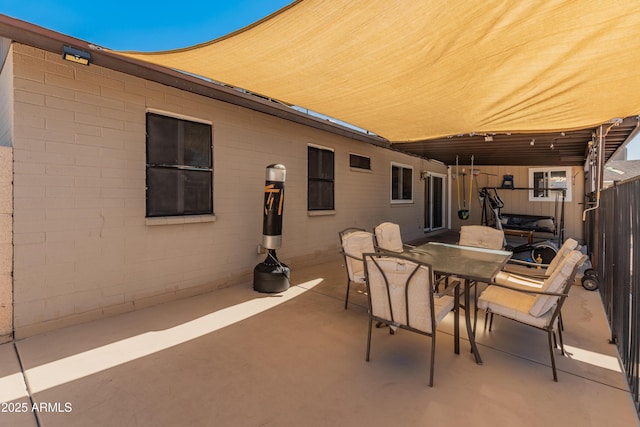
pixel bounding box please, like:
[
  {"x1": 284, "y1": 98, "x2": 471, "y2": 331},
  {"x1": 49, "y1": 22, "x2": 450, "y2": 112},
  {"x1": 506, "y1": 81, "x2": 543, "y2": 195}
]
[{"x1": 424, "y1": 173, "x2": 445, "y2": 231}]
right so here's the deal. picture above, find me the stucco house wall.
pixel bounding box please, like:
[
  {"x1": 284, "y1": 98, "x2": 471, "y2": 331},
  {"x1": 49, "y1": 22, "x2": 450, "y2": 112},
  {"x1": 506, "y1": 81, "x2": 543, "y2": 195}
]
[{"x1": 8, "y1": 42, "x2": 448, "y2": 338}]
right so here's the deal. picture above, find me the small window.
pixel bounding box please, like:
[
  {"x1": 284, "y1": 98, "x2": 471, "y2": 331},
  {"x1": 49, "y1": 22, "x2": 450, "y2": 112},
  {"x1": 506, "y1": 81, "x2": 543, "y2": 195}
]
[
  {"x1": 349, "y1": 153, "x2": 371, "y2": 170},
  {"x1": 146, "y1": 112, "x2": 213, "y2": 217},
  {"x1": 391, "y1": 163, "x2": 413, "y2": 203},
  {"x1": 528, "y1": 167, "x2": 571, "y2": 202},
  {"x1": 308, "y1": 145, "x2": 335, "y2": 210}
]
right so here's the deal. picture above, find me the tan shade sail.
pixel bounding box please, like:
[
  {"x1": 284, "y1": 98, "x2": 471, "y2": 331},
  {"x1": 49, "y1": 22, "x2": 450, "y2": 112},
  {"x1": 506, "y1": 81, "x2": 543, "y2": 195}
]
[{"x1": 114, "y1": 0, "x2": 640, "y2": 142}]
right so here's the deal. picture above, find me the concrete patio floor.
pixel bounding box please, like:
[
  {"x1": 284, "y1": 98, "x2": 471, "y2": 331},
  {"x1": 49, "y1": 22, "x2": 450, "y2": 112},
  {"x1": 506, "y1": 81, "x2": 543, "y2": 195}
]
[{"x1": 0, "y1": 237, "x2": 638, "y2": 426}]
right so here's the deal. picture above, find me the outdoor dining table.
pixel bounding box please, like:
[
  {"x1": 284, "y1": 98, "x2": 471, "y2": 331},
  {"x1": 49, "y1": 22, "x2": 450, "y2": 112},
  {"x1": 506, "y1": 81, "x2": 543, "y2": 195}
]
[{"x1": 406, "y1": 242, "x2": 512, "y2": 364}]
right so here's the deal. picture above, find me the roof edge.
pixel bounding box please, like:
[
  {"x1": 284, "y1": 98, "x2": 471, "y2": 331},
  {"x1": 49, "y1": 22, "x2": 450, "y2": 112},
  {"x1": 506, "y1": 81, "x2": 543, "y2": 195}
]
[{"x1": 0, "y1": 14, "x2": 390, "y2": 149}]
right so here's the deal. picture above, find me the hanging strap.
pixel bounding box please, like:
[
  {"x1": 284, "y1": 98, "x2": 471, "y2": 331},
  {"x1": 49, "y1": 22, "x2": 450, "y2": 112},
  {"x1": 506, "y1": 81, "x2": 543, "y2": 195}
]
[
  {"x1": 456, "y1": 155, "x2": 461, "y2": 210},
  {"x1": 468, "y1": 155, "x2": 474, "y2": 215}
]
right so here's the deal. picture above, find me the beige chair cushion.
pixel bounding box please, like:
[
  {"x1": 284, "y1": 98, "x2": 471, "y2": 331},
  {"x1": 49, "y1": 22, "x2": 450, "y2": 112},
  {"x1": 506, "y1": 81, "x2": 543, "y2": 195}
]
[
  {"x1": 366, "y1": 257, "x2": 454, "y2": 334},
  {"x1": 545, "y1": 238, "x2": 578, "y2": 275},
  {"x1": 528, "y1": 250, "x2": 584, "y2": 317},
  {"x1": 494, "y1": 270, "x2": 544, "y2": 289},
  {"x1": 459, "y1": 225, "x2": 505, "y2": 250},
  {"x1": 477, "y1": 286, "x2": 552, "y2": 328},
  {"x1": 374, "y1": 222, "x2": 404, "y2": 253},
  {"x1": 342, "y1": 231, "x2": 375, "y2": 283},
  {"x1": 479, "y1": 251, "x2": 585, "y2": 329},
  {"x1": 494, "y1": 238, "x2": 579, "y2": 290}
]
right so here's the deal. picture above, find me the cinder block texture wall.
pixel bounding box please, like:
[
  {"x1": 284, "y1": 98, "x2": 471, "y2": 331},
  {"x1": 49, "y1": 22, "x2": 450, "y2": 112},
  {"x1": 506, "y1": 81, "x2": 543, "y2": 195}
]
[
  {"x1": 0, "y1": 41, "x2": 14, "y2": 342},
  {"x1": 10, "y1": 43, "x2": 448, "y2": 337},
  {"x1": 0, "y1": 146, "x2": 12, "y2": 342}
]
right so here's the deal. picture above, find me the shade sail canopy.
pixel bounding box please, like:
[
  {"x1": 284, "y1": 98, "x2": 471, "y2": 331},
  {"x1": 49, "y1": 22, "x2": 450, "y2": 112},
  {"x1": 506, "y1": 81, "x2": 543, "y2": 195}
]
[{"x1": 115, "y1": 0, "x2": 640, "y2": 143}]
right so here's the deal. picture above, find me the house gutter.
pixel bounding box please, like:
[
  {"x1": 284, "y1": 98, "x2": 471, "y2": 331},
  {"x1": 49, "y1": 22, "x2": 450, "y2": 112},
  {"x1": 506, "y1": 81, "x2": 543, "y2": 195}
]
[
  {"x1": 582, "y1": 120, "x2": 623, "y2": 221},
  {"x1": 581, "y1": 127, "x2": 603, "y2": 221}
]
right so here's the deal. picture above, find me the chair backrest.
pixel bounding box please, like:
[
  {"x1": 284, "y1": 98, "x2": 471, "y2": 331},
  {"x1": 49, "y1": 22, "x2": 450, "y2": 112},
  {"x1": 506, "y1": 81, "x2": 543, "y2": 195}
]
[
  {"x1": 339, "y1": 228, "x2": 375, "y2": 281},
  {"x1": 459, "y1": 225, "x2": 505, "y2": 250},
  {"x1": 363, "y1": 253, "x2": 435, "y2": 333},
  {"x1": 374, "y1": 222, "x2": 405, "y2": 253},
  {"x1": 545, "y1": 238, "x2": 578, "y2": 275},
  {"x1": 529, "y1": 250, "x2": 587, "y2": 317}
]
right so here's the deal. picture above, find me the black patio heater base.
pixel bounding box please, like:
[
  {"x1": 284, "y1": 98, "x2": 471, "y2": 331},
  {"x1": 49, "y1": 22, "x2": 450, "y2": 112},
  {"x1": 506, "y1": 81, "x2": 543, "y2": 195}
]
[{"x1": 253, "y1": 249, "x2": 290, "y2": 293}]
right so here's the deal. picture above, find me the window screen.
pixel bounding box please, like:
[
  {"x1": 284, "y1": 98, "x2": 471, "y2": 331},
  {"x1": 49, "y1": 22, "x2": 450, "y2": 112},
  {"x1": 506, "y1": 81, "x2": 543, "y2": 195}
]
[
  {"x1": 349, "y1": 153, "x2": 371, "y2": 170},
  {"x1": 146, "y1": 113, "x2": 213, "y2": 217},
  {"x1": 308, "y1": 146, "x2": 335, "y2": 210},
  {"x1": 391, "y1": 164, "x2": 413, "y2": 202}
]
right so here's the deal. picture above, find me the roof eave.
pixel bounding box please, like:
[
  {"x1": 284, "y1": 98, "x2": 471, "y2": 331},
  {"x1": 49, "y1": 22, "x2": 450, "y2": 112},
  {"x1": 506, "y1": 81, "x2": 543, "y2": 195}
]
[{"x1": 0, "y1": 14, "x2": 390, "y2": 149}]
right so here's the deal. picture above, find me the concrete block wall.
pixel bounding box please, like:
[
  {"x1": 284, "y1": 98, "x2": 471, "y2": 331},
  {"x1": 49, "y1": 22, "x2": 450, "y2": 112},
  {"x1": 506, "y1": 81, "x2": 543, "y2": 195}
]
[
  {"x1": 10, "y1": 43, "x2": 448, "y2": 337},
  {"x1": 0, "y1": 42, "x2": 13, "y2": 342},
  {"x1": 0, "y1": 146, "x2": 12, "y2": 342}
]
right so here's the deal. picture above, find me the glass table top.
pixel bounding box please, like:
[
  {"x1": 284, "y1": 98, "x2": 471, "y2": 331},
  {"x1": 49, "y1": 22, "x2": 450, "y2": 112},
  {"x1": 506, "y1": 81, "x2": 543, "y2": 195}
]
[{"x1": 407, "y1": 242, "x2": 512, "y2": 282}]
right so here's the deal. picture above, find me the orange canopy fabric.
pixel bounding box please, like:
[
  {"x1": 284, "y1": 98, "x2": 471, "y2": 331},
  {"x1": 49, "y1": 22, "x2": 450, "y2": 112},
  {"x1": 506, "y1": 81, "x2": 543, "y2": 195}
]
[{"x1": 114, "y1": 0, "x2": 640, "y2": 142}]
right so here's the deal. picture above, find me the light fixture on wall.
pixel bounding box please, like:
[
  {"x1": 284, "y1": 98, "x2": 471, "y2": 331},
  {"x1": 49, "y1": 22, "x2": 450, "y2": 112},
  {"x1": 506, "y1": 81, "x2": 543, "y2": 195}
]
[{"x1": 62, "y1": 46, "x2": 91, "y2": 66}]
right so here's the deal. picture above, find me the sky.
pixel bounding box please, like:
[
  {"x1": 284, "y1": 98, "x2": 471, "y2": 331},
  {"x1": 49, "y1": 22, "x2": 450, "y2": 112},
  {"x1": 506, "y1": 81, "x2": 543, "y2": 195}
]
[
  {"x1": 1, "y1": 0, "x2": 639, "y2": 159},
  {"x1": 620, "y1": 134, "x2": 640, "y2": 161},
  {"x1": 0, "y1": 0, "x2": 294, "y2": 51}
]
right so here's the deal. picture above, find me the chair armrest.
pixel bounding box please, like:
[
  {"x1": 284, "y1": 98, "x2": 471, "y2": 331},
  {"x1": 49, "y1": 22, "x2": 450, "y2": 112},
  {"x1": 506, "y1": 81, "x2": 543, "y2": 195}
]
[
  {"x1": 501, "y1": 265, "x2": 550, "y2": 279},
  {"x1": 487, "y1": 281, "x2": 568, "y2": 297},
  {"x1": 339, "y1": 249, "x2": 364, "y2": 262}
]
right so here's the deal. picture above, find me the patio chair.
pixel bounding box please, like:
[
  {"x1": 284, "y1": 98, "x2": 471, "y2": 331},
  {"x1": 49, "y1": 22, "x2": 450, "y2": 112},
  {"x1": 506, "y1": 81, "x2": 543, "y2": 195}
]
[
  {"x1": 339, "y1": 228, "x2": 376, "y2": 309},
  {"x1": 457, "y1": 225, "x2": 506, "y2": 331},
  {"x1": 459, "y1": 225, "x2": 506, "y2": 250},
  {"x1": 477, "y1": 250, "x2": 587, "y2": 381},
  {"x1": 363, "y1": 252, "x2": 460, "y2": 387},
  {"x1": 492, "y1": 238, "x2": 579, "y2": 332},
  {"x1": 373, "y1": 222, "x2": 415, "y2": 253}
]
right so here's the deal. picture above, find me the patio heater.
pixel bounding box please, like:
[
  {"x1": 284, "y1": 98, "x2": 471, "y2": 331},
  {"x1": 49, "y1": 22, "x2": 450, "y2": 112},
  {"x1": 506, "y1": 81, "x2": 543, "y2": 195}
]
[{"x1": 253, "y1": 164, "x2": 290, "y2": 293}]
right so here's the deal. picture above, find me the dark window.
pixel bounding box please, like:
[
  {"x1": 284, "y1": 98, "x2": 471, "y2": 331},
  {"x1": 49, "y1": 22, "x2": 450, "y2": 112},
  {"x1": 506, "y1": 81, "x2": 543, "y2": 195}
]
[
  {"x1": 391, "y1": 164, "x2": 413, "y2": 202},
  {"x1": 308, "y1": 146, "x2": 335, "y2": 210},
  {"x1": 349, "y1": 153, "x2": 371, "y2": 170},
  {"x1": 146, "y1": 113, "x2": 213, "y2": 217}
]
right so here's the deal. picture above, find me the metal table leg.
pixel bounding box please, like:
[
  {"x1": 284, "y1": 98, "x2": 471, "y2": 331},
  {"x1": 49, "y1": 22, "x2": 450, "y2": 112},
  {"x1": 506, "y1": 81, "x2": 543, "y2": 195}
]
[
  {"x1": 465, "y1": 278, "x2": 483, "y2": 364},
  {"x1": 454, "y1": 285, "x2": 460, "y2": 354}
]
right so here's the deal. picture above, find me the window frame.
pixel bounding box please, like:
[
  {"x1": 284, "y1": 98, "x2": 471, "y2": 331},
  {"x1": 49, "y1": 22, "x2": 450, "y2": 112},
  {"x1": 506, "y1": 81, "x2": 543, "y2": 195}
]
[
  {"x1": 528, "y1": 167, "x2": 572, "y2": 202},
  {"x1": 390, "y1": 162, "x2": 414, "y2": 204},
  {"x1": 307, "y1": 144, "x2": 335, "y2": 211},
  {"x1": 145, "y1": 111, "x2": 213, "y2": 218}
]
